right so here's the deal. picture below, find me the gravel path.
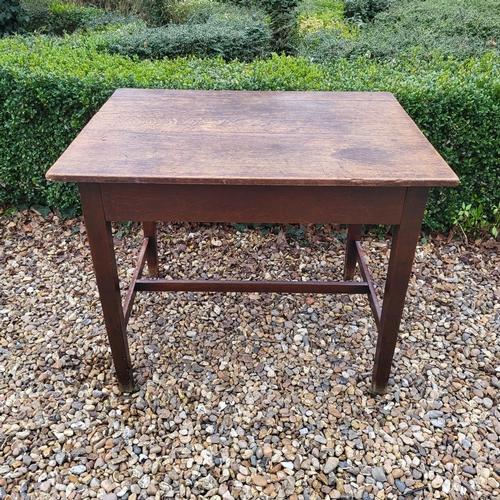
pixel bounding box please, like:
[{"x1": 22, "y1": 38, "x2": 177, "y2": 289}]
[{"x1": 0, "y1": 209, "x2": 499, "y2": 499}]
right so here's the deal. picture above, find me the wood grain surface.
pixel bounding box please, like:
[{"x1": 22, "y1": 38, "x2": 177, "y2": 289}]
[
  {"x1": 46, "y1": 89, "x2": 459, "y2": 187},
  {"x1": 99, "y1": 184, "x2": 406, "y2": 224}
]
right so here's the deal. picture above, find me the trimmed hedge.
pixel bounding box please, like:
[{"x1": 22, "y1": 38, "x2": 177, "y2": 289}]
[
  {"x1": 23, "y1": 0, "x2": 140, "y2": 35},
  {"x1": 1, "y1": 34, "x2": 499, "y2": 231},
  {"x1": 222, "y1": 0, "x2": 299, "y2": 53},
  {"x1": 102, "y1": 8, "x2": 271, "y2": 61}
]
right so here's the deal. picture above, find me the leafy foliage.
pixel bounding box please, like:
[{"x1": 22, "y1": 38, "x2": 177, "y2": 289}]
[
  {"x1": 56, "y1": 0, "x2": 217, "y2": 26},
  {"x1": 0, "y1": 0, "x2": 29, "y2": 35},
  {"x1": 0, "y1": 33, "x2": 499, "y2": 231},
  {"x1": 102, "y1": 6, "x2": 271, "y2": 61},
  {"x1": 296, "y1": 0, "x2": 356, "y2": 38},
  {"x1": 299, "y1": 0, "x2": 500, "y2": 61},
  {"x1": 222, "y1": 0, "x2": 299, "y2": 53},
  {"x1": 22, "y1": 0, "x2": 139, "y2": 35},
  {"x1": 454, "y1": 202, "x2": 500, "y2": 239},
  {"x1": 344, "y1": 0, "x2": 389, "y2": 23}
]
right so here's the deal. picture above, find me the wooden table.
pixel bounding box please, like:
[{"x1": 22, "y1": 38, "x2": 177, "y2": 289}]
[{"x1": 46, "y1": 89, "x2": 459, "y2": 394}]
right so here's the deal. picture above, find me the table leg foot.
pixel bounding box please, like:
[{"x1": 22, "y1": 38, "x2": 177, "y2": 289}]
[
  {"x1": 118, "y1": 379, "x2": 135, "y2": 393},
  {"x1": 370, "y1": 380, "x2": 389, "y2": 395},
  {"x1": 344, "y1": 224, "x2": 362, "y2": 280},
  {"x1": 143, "y1": 221, "x2": 159, "y2": 277}
]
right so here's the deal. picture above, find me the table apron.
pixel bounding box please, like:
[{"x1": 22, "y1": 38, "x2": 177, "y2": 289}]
[{"x1": 98, "y1": 184, "x2": 407, "y2": 224}]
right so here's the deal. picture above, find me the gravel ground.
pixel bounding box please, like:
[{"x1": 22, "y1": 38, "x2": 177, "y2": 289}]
[{"x1": 0, "y1": 208, "x2": 499, "y2": 500}]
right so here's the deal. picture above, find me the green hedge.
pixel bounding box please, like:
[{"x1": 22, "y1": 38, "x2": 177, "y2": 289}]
[
  {"x1": 102, "y1": 10, "x2": 271, "y2": 61},
  {"x1": 299, "y1": 0, "x2": 500, "y2": 62},
  {"x1": 23, "y1": 0, "x2": 140, "y2": 35},
  {"x1": 222, "y1": 0, "x2": 299, "y2": 53},
  {"x1": 344, "y1": 0, "x2": 389, "y2": 23},
  {"x1": 1, "y1": 34, "x2": 499, "y2": 231},
  {"x1": 1, "y1": 0, "x2": 29, "y2": 35}
]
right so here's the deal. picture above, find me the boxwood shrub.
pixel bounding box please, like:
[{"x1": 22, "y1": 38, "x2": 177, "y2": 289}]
[
  {"x1": 299, "y1": 0, "x2": 500, "y2": 62},
  {"x1": 102, "y1": 9, "x2": 271, "y2": 61},
  {"x1": 23, "y1": 0, "x2": 140, "y2": 35},
  {"x1": 0, "y1": 33, "x2": 499, "y2": 231},
  {"x1": 344, "y1": 0, "x2": 390, "y2": 23}
]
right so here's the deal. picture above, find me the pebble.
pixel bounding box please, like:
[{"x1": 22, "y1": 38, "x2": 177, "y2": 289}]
[
  {"x1": 392, "y1": 469, "x2": 404, "y2": 479},
  {"x1": 430, "y1": 419, "x2": 445, "y2": 428},
  {"x1": 483, "y1": 398, "x2": 493, "y2": 409},
  {"x1": 70, "y1": 465, "x2": 87, "y2": 475},
  {"x1": 138, "y1": 475, "x2": 151, "y2": 489},
  {"x1": 0, "y1": 214, "x2": 498, "y2": 498},
  {"x1": 395, "y1": 479, "x2": 406, "y2": 493},
  {"x1": 324, "y1": 457, "x2": 339, "y2": 474},
  {"x1": 101, "y1": 479, "x2": 116, "y2": 493},
  {"x1": 442, "y1": 479, "x2": 451, "y2": 494},
  {"x1": 251, "y1": 474, "x2": 267, "y2": 487},
  {"x1": 488, "y1": 477, "x2": 499, "y2": 489},
  {"x1": 424, "y1": 410, "x2": 444, "y2": 419},
  {"x1": 39, "y1": 481, "x2": 52, "y2": 492},
  {"x1": 431, "y1": 475, "x2": 444, "y2": 489},
  {"x1": 479, "y1": 468, "x2": 490, "y2": 479},
  {"x1": 314, "y1": 435, "x2": 327, "y2": 445},
  {"x1": 372, "y1": 467, "x2": 386, "y2": 483}
]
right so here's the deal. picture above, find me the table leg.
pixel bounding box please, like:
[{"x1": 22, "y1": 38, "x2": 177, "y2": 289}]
[
  {"x1": 371, "y1": 187, "x2": 429, "y2": 394},
  {"x1": 344, "y1": 224, "x2": 362, "y2": 280},
  {"x1": 78, "y1": 183, "x2": 134, "y2": 391},
  {"x1": 143, "y1": 221, "x2": 159, "y2": 277}
]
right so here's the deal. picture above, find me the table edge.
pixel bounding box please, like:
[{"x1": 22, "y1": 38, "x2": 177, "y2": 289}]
[{"x1": 45, "y1": 173, "x2": 460, "y2": 187}]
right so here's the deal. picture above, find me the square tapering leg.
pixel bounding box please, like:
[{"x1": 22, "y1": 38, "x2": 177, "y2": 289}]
[
  {"x1": 79, "y1": 183, "x2": 134, "y2": 391},
  {"x1": 371, "y1": 187, "x2": 429, "y2": 394}
]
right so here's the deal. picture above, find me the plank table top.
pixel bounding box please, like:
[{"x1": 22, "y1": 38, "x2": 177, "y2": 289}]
[{"x1": 46, "y1": 89, "x2": 459, "y2": 188}]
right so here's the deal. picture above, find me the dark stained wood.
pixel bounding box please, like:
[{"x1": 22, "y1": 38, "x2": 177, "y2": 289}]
[
  {"x1": 46, "y1": 90, "x2": 459, "y2": 187},
  {"x1": 123, "y1": 237, "x2": 149, "y2": 325},
  {"x1": 45, "y1": 92, "x2": 459, "y2": 394},
  {"x1": 356, "y1": 241, "x2": 381, "y2": 328},
  {"x1": 134, "y1": 279, "x2": 370, "y2": 294},
  {"x1": 143, "y1": 222, "x2": 158, "y2": 276},
  {"x1": 344, "y1": 224, "x2": 362, "y2": 280},
  {"x1": 78, "y1": 183, "x2": 134, "y2": 391},
  {"x1": 371, "y1": 187, "x2": 429, "y2": 394},
  {"x1": 48, "y1": 131, "x2": 456, "y2": 187},
  {"x1": 101, "y1": 185, "x2": 406, "y2": 224},
  {"x1": 60, "y1": 97, "x2": 431, "y2": 136},
  {"x1": 109, "y1": 89, "x2": 397, "y2": 102}
]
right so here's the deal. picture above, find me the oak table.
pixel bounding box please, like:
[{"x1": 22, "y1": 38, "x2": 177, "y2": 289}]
[{"x1": 46, "y1": 89, "x2": 459, "y2": 394}]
